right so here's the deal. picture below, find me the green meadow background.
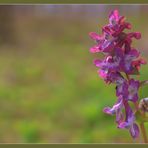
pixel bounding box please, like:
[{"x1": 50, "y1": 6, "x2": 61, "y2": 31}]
[{"x1": 0, "y1": 5, "x2": 148, "y2": 143}]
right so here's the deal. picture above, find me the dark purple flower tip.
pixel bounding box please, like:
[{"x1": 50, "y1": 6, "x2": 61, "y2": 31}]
[
  {"x1": 134, "y1": 32, "x2": 141, "y2": 39},
  {"x1": 129, "y1": 123, "x2": 140, "y2": 139},
  {"x1": 109, "y1": 9, "x2": 119, "y2": 25},
  {"x1": 127, "y1": 32, "x2": 141, "y2": 40},
  {"x1": 89, "y1": 45, "x2": 101, "y2": 53},
  {"x1": 124, "y1": 22, "x2": 132, "y2": 29},
  {"x1": 89, "y1": 32, "x2": 102, "y2": 41}
]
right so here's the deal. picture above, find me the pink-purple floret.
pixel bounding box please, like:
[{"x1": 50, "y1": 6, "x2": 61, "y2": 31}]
[{"x1": 89, "y1": 10, "x2": 147, "y2": 138}]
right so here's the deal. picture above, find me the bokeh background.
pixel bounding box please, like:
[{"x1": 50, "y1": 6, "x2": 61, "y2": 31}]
[{"x1": 0, "y1": 5, "x2": 148, "y2": 143}]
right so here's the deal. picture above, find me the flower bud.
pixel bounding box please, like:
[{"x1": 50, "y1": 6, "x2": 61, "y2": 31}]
[{"x1": 139, "y1": 98, "x2": 148, "y2": 112}]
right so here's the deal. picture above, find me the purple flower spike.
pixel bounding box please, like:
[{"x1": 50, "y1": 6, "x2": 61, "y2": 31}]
[{"x1": 89, "y1": 9, "x2": 147, "y2": 139}]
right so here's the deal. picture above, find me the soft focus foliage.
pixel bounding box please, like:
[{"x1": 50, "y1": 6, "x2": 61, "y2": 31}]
[{"x1": 0, "y1": 5, "x2": 148, "y2": 143}]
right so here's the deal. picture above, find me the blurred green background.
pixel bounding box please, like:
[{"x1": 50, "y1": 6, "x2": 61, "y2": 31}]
[{"x1": 0, "y1": 5, "x2": 148, "y2": 143}]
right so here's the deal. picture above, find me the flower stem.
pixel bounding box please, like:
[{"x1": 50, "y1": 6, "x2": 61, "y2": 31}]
[
  {"x1": 135, "y1": 102, "x2": 148, "y2": 143},
  {"x1": 140, "y1": 122, "x2": 148, "y2": 143},
  {"x1": 134, "y1": 102, "x2": 139, "y2": 112},
  {"x1": 125, "y1": 73, "x2": 130, "y2": 81}
]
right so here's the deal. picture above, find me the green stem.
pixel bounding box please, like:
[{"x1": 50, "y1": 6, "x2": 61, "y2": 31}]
[
  {"x1": 140, "y1": 122, "x2": 148, "y2": 143},
  {"x1": 126, "y1": 73, "x2": 130, "y2": 81}
]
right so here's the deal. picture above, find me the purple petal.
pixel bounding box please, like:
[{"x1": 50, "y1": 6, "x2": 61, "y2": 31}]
[
  {"x1": 90, "y1": 45, "x2": 101, "y2": 53},
  {"x1": 118, "y1": 16, "x2": 125, "y2": 24},
  {"x1": 106, "y1": 72, "x2": 124, "y2": 84},
  {"x1": 103, "y1": 97, "x2": 123, "y2": 116},
  {"x1": 124, "y1": 22, "x2": 132, "y2": 29},
  {"x1": 116, "y1": 80, "x2": 128, "y2": 97},
  {"x1": 129, "y1": 79, "x2": 140, "y2": 88},
  {"x1": 131, "y1": 58, "x2": 147, "y2": 74},
  {"x1": 94, "y1": 59, "x2": 102, "y2": 67},
  {"x1": 101, "y1": 40, "x2": 114, "y2": 53},
  {"x1": 123, "y1": 49, "x2": 140, "y2": 73},
  {"x1": 89, "y1": 32, "x2": 102, "y2": 41},
  {"x1": 128, "y1": 32, "x2": 141, "y2": 40},
  {"x1": 116, "y1": 108, "x2": 124, "y2": 123},
  {"x1": 94, "y1": 56, "x2": 120, "y2": 71},
  {"x1": 103, "y1": 107, "x2": 115, "y2": 115},
  {"x1": 113, "y1": 10, "x2": 119, "y2": 20},
  {"x1": 128, "y1": 48, "x2": 140, "y2": 59},
  {"x1": 98, "y1": 69, "x2": 108, "y2": 79},
  {"x1": 118, "y1": 103, "x2": 134, "y2": 129},
  {"x1": 124, "y1": 102, "x2": 136, "y2": 126},
  {"x1": 127, "y1": 79, "x2": 139, "y2": 102},
  {"x1": 118, "y1": 122, "x2": 129, "y2": 129},
  {"x1": 128, "y1": 93, "x2": 138, "y2": 102},
  {"x1": 102, "y1": 25, "x2": 113, "y2": 35},
  {"x1": 114, "y1": 47, "x2": 124, "y2": 58},
  {"x1": 129, "y1": 123, "x2": 140, "y2": 139}
]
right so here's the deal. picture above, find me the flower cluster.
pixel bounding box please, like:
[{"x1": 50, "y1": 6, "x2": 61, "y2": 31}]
[{"x1": 89, "y1": 10, "x2": 147, "y2": 138}]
